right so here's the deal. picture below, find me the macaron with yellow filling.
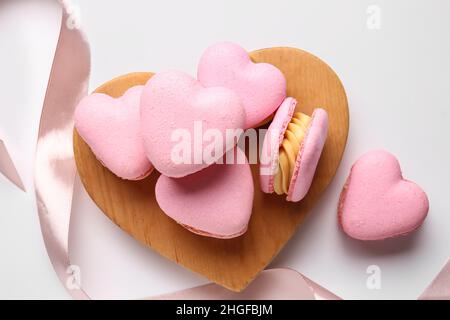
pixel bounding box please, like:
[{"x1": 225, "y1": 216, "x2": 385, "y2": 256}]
[{"x1": 260, "y1": 97, "x2": 328, "y2": 202}]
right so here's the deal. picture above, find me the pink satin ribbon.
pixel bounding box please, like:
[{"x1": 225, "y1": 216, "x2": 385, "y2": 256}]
[
  {"x1": 0, "y1": 139, "x2": 25, "y2": 191},
  {"x1": 34, "y1": 3, "x2": 91, "y2": 300},
  {"x1": 0, "y1": 1, "x2": 448, "y2": 300},
  {"x1": 151, "y1": 268, "x2": 342, "y2": 300},
  {"x1": 419, "y1": 261, "x2": 450, "y2": 300}
]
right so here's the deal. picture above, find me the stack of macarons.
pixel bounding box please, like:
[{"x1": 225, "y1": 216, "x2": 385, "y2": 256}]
[{"x1": 74, "y1": 42, "x2": 329, "y2": 238}]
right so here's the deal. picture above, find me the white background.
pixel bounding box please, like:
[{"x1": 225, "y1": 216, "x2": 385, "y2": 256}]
[{"x1": 0, "y1": 0, "x2": 449, "y2": 299}]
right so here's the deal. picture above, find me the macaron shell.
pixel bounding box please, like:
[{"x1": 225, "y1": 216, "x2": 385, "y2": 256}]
[
  {"x1": 259, "y1": 97, "x2": 297, "y2": 193},
  {"x1": 74, "y1": 85, "x2": 154, "y2": 180},
  {"x1": 140, "y1": 70, "x2": 246, "y2": 178},
  {"x1": 155, "y1": 148, "x2": 254, "y2": 239},
  {"x1": 198, "y1": 42, "x2": 287, "y2": 129},
  {"x1": 287, "y1": 108, "x2": 328, "y2": 202},
  {"x1": 338, "y1": 150, "x2": 429, "y2": 240}
]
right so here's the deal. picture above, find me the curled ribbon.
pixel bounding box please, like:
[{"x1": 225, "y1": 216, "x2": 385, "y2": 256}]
[
  {"x1": 0, "y1": 1, "x2": 447, "y2": 300},
  {"x1": 34, "y1": 3, "x2": 90, "y2": 300}
]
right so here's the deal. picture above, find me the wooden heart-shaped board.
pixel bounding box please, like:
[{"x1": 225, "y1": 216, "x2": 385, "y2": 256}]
[{"x1": 73, "y1": 47, "x2": 349, "y2": 291}]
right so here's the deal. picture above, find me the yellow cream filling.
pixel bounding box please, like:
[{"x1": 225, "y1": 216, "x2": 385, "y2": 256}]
[{"x1": 274, "y1": 112, "x2": 311, "y2": 195}]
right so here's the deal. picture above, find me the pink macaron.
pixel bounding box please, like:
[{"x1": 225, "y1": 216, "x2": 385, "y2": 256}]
[
  {"x1": 338, "y1": 150, "x2": 429, "y2": 240},
  {"x1": 155, "y1": 147, "x2": 254, "y2": 238},
  {"x1": 260, "y1": 97, "x2": 328, "y2": 202},
  {"x1": 74, "y1": 85, "x2": 154, "y2": 180},
  {"x1": 198, "y1": 41, "x2": 287, "y2": 129},
  {"x1": 140, "y1": 70, "x2": 246, "y2": 178}
]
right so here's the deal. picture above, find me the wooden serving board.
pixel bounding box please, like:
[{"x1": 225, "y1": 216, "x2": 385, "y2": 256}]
[{"x1": 73, "y1": 47, "x2": 349, "y2": 292}]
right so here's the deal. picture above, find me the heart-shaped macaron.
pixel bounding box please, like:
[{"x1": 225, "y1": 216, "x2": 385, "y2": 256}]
[
  {"x1": 260, "y1": 97, "x2": 328, "y2": 202},
  {"x1": 74, "y1": 85, "x2": 153, "y2": 180},
  {"x1": 155, "y1": 148, "x2": 254, "y2": 239},
  {"x1": 339, "y1": 150, "x2": 429, "y2": 240},
  {"x1": 198, "y1": 42, "x2": 286, "y2": 129},
  {"x1": 140, "y1": 70, "x2": 246, "y2": 178}
]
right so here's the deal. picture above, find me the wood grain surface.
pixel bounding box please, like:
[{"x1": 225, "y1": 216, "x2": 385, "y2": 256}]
[{"x1": 73, "y1": 47, "x2": 349, "y2": 292}]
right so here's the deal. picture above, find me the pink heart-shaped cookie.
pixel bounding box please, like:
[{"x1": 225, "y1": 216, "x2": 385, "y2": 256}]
[
  {"x1": 74, "y1": 86, "x2": 153, "y2": 180},
  {"x1": 140, "y1": 70, "x2": 246, "y2": 178},
  {"x1": 198, "y1": 42, "x2": 286, "y2": 129},
  {"x1": 155, "y1": 148, "x2": 254, "y2": 239},
  {"x1": 338, "y1": 150, "x2": 429, "y2": 240}
]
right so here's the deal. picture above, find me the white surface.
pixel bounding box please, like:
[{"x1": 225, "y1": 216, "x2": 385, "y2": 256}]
[{"x1": 0, "y1": 0, "x2": 449, "y2": 299}]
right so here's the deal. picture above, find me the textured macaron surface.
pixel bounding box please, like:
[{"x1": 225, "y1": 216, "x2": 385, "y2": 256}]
[
  {"x1": 339, "y1": 150, "x2": 429, "y2": 240},
  {"x1": 140, "y1": 70, "x2": 246, "y2": 178},
  {"x1": 74, "y1": 85, "x2": 153, "y2": 180},
  {"x1": 198, "y1": 42, "x2": 286, "y2": 129},
  {"x1": 155, "y1": 148, "x2": 254, "y2": 239}
]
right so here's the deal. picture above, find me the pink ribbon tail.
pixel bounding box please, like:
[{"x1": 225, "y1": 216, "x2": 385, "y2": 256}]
[
  {"x1": 152, "y1": 269, "x2": 316, "y2": 300},
  {"x1": 0, "y1": 139, "x2": 25, "y2": 191},
  {"x1": 34, "y1": 4, "x2": 91, "y2": 300},
  {"x1": 151, "y1": 268, "x2": 341, "y2": 300},
  {"x1": 419, "y1": 260, "x2": 450, "y2": 300},
  {"x1": 303, "y1": 275, "x2": 342, "y2": 300}
]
